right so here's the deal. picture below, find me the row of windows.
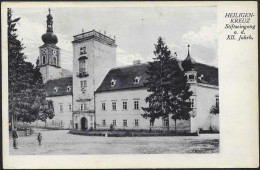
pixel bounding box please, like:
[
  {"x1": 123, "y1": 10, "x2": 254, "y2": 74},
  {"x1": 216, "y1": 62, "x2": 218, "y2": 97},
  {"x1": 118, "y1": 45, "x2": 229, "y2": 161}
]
[
  {"x1": 54, "y1": 86, "x2": 71, "y2": 93},
  {"x1": 59, "y1": 104, "x2": 72, "y2": 112},
  {"x1": 110, "y1": 77, "x2": 141, "y2": 87},
  {"x1": 101, "y1": 119, "x2": 169, "y2": 127},
  {"x1": 80, "y1": 80, "x2": 87, "y2": 88},
  {"x1": 102, "y1": 119, "x2": 139, "y2": 127},
  {"x1": 101, "y1": 100, "x2": 140, "y2": 111}
]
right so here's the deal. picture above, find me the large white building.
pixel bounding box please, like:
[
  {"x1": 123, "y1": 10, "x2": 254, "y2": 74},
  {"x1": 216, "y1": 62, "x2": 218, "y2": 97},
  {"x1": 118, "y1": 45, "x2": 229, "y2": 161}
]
[{"x1": 36, "y1": 9, "x2": 219, "y2": 132}]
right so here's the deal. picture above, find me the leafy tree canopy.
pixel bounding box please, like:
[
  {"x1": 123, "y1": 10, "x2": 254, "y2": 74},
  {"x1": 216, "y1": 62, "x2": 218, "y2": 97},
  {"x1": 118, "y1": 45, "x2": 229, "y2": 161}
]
[
  {"x1": 142, "y1": 37, "x2": 193, "y2": 131},
  {"x1": 8, "y1": 8, "x2": 54, "y2": 124}
]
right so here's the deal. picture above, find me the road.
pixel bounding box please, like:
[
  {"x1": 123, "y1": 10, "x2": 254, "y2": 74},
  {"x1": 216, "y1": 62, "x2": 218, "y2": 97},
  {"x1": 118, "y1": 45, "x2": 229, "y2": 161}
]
[{"x1": 9, "y1": 128, "x2": 219, "y2": 154}]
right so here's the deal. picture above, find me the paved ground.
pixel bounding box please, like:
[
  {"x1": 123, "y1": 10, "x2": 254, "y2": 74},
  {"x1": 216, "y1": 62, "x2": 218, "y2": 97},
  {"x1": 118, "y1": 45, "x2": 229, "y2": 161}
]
[{"x1": 9, "y1": 128, "x2": 219, "y2": 155}]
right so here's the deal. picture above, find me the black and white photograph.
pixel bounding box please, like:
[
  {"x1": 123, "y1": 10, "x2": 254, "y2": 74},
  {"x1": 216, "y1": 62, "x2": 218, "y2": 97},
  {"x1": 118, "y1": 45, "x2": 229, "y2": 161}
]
[
  {"x1": 2, "y1": 1, "x2": 258, "y2": 169},
  {"x1": 8, "y1": 5, "x2": 219, "y2": 155}
]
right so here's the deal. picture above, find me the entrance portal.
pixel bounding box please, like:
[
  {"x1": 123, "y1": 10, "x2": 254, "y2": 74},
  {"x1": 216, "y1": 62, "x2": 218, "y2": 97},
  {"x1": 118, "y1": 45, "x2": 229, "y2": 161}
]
[{"x1": 80, "y1": 117, "x2": 88, "y2": 131}]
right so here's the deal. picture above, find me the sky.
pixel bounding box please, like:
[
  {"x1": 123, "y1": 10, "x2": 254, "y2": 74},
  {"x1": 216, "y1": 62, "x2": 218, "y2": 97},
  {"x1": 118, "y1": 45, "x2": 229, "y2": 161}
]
[{"x1": 13, "y1": 6, "x2": 217, "y2": 71}]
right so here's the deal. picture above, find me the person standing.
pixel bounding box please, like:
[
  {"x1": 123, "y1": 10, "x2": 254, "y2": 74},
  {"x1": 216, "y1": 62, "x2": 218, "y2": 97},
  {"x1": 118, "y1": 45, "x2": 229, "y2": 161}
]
[
  {"x1": 37, "y1": 133, "x2": 42, "y2": 146},
  {"x1": 12, "y1": 126, "x2": 18, "y2": 149}
]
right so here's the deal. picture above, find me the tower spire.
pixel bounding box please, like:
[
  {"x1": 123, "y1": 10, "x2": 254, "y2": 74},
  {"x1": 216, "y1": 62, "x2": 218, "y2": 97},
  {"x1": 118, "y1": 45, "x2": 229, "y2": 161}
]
[
  {"x1": 187, "y1": 44, "x2": 190, "y2": 57},
  {"x1": 41, "y1": 8, "x2": 58, "y2": 44},
  {"x1": 48, "y1": 8, "x2": 51, "y2": 15}
]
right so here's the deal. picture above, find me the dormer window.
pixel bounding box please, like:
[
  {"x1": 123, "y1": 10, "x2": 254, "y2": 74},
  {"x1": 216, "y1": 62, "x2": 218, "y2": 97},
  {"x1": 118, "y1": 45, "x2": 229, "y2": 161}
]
[
  {"x1": 111, "y1": 79, "x2": 116, "y2": 86},
  {"x1": 80, "y1": 47, "x2": 86, "y2": 55},
  {"x1": 67, "y1": 86, "x2": 71, "y2": 92},
  {"x1": 186, "y1": 71, "x2": 197, "y2": 83},
  {"x1": 134, "y1": 77, "x2": 141, "y2": 84},
  {"x1": 54, "y1": 87, "x2": 59, "y2": 93}
]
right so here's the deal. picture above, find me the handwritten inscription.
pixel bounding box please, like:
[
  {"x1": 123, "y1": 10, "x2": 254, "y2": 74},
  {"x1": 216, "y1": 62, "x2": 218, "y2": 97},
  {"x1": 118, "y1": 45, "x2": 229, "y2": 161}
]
[{"x1": 224, "y1": 13, "x2": 256, "y2": 41}]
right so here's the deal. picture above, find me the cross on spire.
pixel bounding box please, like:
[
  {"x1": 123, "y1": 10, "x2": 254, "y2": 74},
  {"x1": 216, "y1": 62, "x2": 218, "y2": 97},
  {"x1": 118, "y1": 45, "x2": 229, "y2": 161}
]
[
  {"x1": 187, "y1": 44, "x2": 190, "y2": 57},
  {"x1": 48, "y1": 8, "x2": 51, "y2": 14}
]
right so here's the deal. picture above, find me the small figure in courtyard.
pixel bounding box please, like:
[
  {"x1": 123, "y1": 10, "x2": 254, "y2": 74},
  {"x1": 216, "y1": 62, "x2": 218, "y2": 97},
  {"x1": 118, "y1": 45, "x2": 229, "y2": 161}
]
[
  {"x1": 37, "y1": 133, "x2": 42, "y2": 146},
  {"x1": 12, "y1": 126, "x2": 19, "y2": 149}
]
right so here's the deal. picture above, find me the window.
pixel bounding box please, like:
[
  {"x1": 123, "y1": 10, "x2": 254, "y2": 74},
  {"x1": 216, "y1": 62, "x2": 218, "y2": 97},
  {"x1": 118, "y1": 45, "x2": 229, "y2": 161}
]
[
  {"x1": 134, "y1": 77, "x2": 141, "y2": 84},
  {"x1": 123, "y1": 119, "x2": 127, "y2": 127},
  {"x1": 216, "y1": 96, "x2": 219, "y2": 107},
  {"x1": 42, "y1": 55, "x2": 47, "y2": 64},
  {"x1": 79, "y1": 59, "x2": 86, "y2": 73},
  {"x1": 60, "y1": 120, "x2": 63, "y2": 126},
  {"x1": 150, "y1": 120, "x2": 154, "y2": 127},
  {"x1": 53, "y1": 56, "x2": 57, "y2": 65},
  {"x1": 90, "y1": 115, "x2": 93, "y2": 121},
  {"x1": 190, "y1": 96, "x2": 196, "y2": 108},
  {"x1": 54, "y1": 87, "x2": 59, "y2": 93},
  {"x1": 80, "y1": 47, "x2": 86, "y2": 55},
  {"x1": 84, "y1": 103, "x2": 87, "y2": 110},
  {"x1": 163, "y1": 119, "x2": 169, "y2": 127},
  {"x1": 134, "y1": 119, "x2": 139, "y2": 126},
  {"x1": 123, "y1": 101, "x2": 127, "y2": 110},
  {"x1": 80, "y1": 80, "x2": 87, "y2": 88},
  {"x1": 112, "y1": 102, "x2": 117, "y2": 110},
  {"x1": 113, "y1": 120, "x2": 116, "y2": 126},
  {"x1": 111, "y1": 79, "x2": 116, "y2": 86},
  {"x1": 102, "y1": 119, "x2": 106, "y2": 127},
  {"x1": 52, "y1": 120, "x2": 54, "y2": 125},
  {"x1": 134, "y1": 100, "x2": 139, "y2": 110},
  {"x1": 69, "y1": 104, "x2": 72, "y2": 111},
  {"x1": 67, "y1": 86, "x2": 71, "y2": 92},
  {"x1": 59, "y1": 104, "x2": 63, "y2": 112},
  {"x1": 81, "y1": 103, "x2": 84, "y2": 111},
  {"x1": 102, "y1": 102, "x2": 106, "y2": 110}
]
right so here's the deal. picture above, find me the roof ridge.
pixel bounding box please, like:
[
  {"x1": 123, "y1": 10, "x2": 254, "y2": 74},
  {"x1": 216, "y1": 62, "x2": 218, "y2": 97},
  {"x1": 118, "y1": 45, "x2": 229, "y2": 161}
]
[{"x1": 110, "y1": 62, "x2": 149, "y2": 70}]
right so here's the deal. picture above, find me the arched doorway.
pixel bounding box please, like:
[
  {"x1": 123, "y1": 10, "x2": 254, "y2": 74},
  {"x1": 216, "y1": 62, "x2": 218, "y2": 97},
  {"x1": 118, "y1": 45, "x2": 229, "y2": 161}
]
[{"x1": 81, "y1": 117, "x2": 88, "y2": 131}]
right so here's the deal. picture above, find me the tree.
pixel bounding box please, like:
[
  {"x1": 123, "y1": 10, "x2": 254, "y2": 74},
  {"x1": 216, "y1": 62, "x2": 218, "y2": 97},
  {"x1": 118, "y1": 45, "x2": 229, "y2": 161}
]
[
  {"x1": 8, "y1": 8, "x2": 54, "y2": 129},
  {"x1": 142, "y1": 37, "x2": 193, "y2": 132}
]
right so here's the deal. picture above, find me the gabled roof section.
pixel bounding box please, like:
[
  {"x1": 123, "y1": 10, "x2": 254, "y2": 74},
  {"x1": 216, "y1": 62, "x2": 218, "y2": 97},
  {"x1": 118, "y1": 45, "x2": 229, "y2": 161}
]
[
  {"x1": 194, "y1": 63, "x2": 218, "y2": 86},
  {"x1": 44, "y1": 76, "x2": 73, "y2": 97},
  {"x1": 96, "y1": 63, "x2": 149, "y2": 93},
  {"x1": 96, "y1": 61, "x2": 218, "y2": 93}
]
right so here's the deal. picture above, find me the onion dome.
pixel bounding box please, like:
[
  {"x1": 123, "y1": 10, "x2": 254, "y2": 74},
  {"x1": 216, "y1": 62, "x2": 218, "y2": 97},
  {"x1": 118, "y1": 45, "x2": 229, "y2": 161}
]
[
  {"x1": 41, "y1": 8, "x2": 58, "y2": 44},
  {"x1": 182, "y1": 44, "x2": 196, "y2": 71}
]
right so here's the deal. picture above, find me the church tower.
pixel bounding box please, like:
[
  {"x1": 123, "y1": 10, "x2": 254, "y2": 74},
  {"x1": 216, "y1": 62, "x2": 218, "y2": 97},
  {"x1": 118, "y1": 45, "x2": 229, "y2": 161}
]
[{"x1": 38, "y1": 8, "x2": 62, "y2": 83}]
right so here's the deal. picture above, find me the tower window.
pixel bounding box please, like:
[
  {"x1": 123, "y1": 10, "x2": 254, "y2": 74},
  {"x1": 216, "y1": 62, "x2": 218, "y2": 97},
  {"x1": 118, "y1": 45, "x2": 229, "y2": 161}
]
[
  {"x1": 150, "y1": 120, "x2": 154, "y2": 127},
  {"x1": 42, "y1": 55, "x2": 47, "y2": 64},
  {"x1": 80, "y1": 47, "x2": 86, "y2": 55},
  {"x1": 80, "y1": 80, "x2": 87, "y2": 88},
  {"x1": 79, "y1": 59, "x2": 86, "y2": 73},
  {"x1": 53, "y1": 56, "x2": 57, "y2": 65},
  {"x1": 69, "y1": 104, "x2": 72, "y2": 111}
]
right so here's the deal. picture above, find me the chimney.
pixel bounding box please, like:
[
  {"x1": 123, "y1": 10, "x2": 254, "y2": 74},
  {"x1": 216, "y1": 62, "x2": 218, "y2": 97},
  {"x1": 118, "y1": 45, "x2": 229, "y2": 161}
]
[{"x1": 133, "y1": 60, "x2": 141, "y2": 65}]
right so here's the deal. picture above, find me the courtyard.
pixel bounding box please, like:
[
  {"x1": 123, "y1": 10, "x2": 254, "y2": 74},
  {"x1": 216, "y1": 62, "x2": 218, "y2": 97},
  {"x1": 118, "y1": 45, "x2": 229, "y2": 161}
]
[{"x1": 9, "y1": 128, "x2": 219, "y2": 155}]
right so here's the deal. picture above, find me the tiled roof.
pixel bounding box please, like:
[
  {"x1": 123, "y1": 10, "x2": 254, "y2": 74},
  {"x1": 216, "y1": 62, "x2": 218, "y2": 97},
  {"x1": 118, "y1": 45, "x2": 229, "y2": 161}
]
[
  {"x1": 96, "y1": 63, "x2": 149, "y2": 93},
  {"x1": 195, "y1": 63, "x2": 218, "y2": 86},
  {"x1": 44, "y1": 76, "x2": 73, "y2": 97},
  {"x1": 96, "y1": 62, "x2": 218, "y2": 93}
]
